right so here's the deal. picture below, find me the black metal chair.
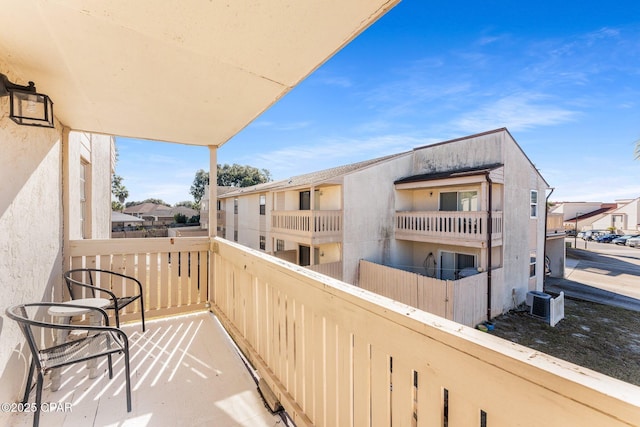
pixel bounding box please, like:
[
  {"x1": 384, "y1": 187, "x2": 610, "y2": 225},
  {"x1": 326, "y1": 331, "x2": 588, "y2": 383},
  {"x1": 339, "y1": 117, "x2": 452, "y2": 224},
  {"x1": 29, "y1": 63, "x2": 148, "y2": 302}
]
[
  {"x1": 5, "y1": 302, "x2": 132, "y2": 427},
  {"x1": 64, "y1": 268, "x2": 145, "y2": 332}
]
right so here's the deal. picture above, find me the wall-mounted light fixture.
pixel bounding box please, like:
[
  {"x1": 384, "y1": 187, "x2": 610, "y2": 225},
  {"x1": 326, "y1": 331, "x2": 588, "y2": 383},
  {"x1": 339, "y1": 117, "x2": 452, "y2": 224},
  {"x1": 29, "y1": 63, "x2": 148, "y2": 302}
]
[{"x1": 1, "y1": 73, "x2": 54, "y2": 128}]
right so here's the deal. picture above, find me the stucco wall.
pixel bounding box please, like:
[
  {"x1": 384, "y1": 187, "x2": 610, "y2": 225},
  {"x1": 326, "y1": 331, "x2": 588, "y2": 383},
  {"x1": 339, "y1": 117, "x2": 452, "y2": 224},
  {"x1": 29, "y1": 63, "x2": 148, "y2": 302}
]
[
  {"x1": 500, "y1": 132, "x2": 548, "y2": 312},
  {"x1": 67, "y1": 131, "x2": 113, "y2": 239},
  {"x1": 342, "y1": 154, "x2": 413, "y2": 285},
  {"x1": 235, "y1": 193, "x2": 271, "y2": 251},
  {"x1": 411, "y1": 133, "x2": 503, "y2": 175},
  {"x1": 0, "y1": 73, "x2": 64, "y2": 405}
]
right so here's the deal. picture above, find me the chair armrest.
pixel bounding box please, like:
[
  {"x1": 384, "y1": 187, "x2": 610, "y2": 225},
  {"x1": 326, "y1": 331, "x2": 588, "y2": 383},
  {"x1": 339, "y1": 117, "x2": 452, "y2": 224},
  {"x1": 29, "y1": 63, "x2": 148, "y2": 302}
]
[
  {"x1": 65, "y1": 280, "x2": 119, "y2": 302},
  {"x1": 18, "y1": 302, "x2": 111, "y2": 328}
]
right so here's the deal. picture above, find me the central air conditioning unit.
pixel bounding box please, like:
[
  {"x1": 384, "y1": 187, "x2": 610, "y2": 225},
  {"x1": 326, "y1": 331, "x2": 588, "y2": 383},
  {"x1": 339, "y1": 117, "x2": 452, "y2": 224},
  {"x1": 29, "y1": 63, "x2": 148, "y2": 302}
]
[{"x1": 526, "y1": 291, "x2": 551, "y2": 321}]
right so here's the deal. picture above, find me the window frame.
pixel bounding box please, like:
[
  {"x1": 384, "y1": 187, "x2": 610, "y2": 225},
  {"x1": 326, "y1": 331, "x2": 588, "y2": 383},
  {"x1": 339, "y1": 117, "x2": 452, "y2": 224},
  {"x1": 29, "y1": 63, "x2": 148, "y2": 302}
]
[
  {"x1": 259, "y1": 194, "x2": 266, "y2": 215},
  {"x1": 439, "y1": 189, "x2": 479, "y2": 212},
  {"x1": 530, "y1": 190, "x2": 538, "y2": 218},
  {"x1": 529, "y1": 250, "x2": 537, "y2": 277}
]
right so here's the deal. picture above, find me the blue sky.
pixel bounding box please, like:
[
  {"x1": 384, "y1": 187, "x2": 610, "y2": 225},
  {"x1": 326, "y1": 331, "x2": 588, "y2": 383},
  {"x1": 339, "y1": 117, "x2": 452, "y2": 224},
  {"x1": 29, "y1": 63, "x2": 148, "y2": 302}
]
[{"x1": 116, "y1": 1, "x2": 640, "y2": 205}]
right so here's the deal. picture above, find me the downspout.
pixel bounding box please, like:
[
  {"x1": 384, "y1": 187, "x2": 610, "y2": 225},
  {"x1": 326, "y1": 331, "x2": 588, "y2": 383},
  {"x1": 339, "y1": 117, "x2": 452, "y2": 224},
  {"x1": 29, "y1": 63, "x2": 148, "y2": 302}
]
[
  {"x1": 485, "y1": 172, "x2": 493, "y2": 322},
  {"x1": 543, "y1": 187, "x2": 555, "y2": 288}
]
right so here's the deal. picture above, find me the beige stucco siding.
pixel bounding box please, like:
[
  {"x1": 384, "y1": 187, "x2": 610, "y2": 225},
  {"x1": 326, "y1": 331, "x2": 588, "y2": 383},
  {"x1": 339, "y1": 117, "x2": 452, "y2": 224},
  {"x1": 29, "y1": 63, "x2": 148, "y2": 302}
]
[
  {"x1": 411, "y1": 132, "x2": 503, "y2": 174},
  {"x1": 67, "y1": 131, "x2": 113, "y2": 240},
  {"x1": 500, "y1": 132, "x2": 548, "y2": 312},
  {"x1": 0, "y1": 72, "x2": 64, "y2": 403},
  {"x1": 342, "y1": 154, "x2": 413, "y2": 285}
]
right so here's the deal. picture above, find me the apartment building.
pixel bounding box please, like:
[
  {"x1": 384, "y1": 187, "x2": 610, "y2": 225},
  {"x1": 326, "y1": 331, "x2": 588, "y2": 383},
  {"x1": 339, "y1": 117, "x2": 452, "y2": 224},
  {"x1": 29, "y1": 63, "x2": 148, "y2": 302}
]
[{"x1": 217, "y1": 128, "x2": 553, "y2": 319}]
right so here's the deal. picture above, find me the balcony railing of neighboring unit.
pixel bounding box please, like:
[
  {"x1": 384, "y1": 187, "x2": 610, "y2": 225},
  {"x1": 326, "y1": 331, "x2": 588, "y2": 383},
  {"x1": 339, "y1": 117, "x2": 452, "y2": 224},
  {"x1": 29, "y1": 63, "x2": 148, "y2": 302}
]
[
  {"x1": 546, "y1": 212, "x2": 565, "y2": 235},
  {"x1": 271, "y1": 210, "x2": 342, "y2": 237},
  {"x1": 395, "y1": 210, "x2": 503, "y2": 242}
]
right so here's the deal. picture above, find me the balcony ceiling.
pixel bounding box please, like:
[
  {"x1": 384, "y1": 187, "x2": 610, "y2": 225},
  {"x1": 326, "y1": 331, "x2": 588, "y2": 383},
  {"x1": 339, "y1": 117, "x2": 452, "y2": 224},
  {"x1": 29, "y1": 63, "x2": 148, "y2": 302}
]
[{"x1": 0, "y1": 0, "x2": 398, "y2": 146}]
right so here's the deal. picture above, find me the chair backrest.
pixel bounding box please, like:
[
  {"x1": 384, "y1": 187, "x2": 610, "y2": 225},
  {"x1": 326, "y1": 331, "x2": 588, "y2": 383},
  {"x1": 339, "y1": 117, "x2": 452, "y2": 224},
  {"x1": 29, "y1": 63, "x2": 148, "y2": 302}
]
[{"x1": 64, "y1": 269, "x2": 98, "y2": 299}]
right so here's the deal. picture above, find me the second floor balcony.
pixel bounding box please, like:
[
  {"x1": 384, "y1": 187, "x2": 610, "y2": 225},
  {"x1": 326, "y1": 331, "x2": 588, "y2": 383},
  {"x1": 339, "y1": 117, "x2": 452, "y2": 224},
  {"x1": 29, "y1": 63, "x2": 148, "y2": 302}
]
[
  {"x1": 271, "y1": 210, "x2": 342, "y2": 244},
  {"x1": 38, "y1": 235, "x2": 637, "y2": 427},
  {"x1": 395, "y1": 210, "x2": 503, "y2": 247}
]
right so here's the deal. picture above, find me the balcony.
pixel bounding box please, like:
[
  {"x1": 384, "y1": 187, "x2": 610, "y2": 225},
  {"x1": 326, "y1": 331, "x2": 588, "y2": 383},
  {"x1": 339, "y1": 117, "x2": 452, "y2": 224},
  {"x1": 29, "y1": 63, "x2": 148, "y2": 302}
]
[
  {"x1": 7, "y1": 311, "x2": 281, "y2": 427},
  {"x1": 10, "y1": 236, "x2": 634, "y2": 426},
  {"x1": 271, "y1": 210, "x2": 342, "y2": 244},
  {"x1": 395, "y1": 210, "x2": 503, "y2": 247},
  {"x1": 547, "y1": 212, "x2": 566, "y2": 237}
]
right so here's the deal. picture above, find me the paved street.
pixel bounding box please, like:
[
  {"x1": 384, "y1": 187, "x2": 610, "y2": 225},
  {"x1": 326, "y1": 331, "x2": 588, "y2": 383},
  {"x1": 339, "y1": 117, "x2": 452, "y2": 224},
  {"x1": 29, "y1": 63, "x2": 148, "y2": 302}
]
[{"x1": 545, "y1": 239, "x2": 640, "y2": 311}]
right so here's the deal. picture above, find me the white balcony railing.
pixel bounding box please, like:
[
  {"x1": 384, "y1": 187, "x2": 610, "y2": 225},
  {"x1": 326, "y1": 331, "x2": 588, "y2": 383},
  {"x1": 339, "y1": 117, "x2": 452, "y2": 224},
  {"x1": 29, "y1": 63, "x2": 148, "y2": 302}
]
[
  {"x1": 67, "y1": 237, "x2": 210, "y2": 321},
  {"x1": 66, "y1": 236, "x2": 638, "y2": 426},
  {"x1": 271, "y1": 210, "x2": 342, "y2": 240},
  {"x1": 395, "y1": 210, "x2": 503, "y2": 244}
]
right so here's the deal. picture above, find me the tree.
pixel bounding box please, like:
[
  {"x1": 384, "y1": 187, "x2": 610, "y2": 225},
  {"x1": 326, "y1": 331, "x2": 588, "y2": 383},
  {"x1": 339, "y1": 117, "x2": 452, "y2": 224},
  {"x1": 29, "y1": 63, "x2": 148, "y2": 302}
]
[
  {"x1": 189, "y1": 169, "x2": 210, "y2": 206},
  {"x1": 217, "y1": 163, "x2": 271, "y2": 187},
  {"x1": 126, "y1": 198, "x2": 170, "y2": 208},
  {"x1": 112, "y1": 174, "x2": 129, "y2": 204},
  {"x1": 174, "y1": 213, "x2": 188, "y2": 224},
  {"x1": 175, "y1": 201, "x2": 195, "y2": 209},
  {"x1": 189, "y1": 164, "x2": 272, "y2": 207}
]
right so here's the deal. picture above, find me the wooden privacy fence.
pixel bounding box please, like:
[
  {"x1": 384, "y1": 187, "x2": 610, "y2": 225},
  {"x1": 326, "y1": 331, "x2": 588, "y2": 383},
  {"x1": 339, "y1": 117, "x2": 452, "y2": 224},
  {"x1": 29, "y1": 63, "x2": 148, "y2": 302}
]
[
  {"x1": 306, "y1": 261, "x2": 343, "y2": 281},
  {"x1": 67, "y1": 237, "x2": 210, "y2": 322},
  {"x1": 358, "y1": 259, "x2": 492, "y2": 327}
]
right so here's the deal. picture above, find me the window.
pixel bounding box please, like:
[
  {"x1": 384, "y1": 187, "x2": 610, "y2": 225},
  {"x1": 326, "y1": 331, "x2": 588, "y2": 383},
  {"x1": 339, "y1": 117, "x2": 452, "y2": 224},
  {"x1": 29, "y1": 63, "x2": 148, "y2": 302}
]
[
  {"x1": 439, "y1": 190, "x2": 478, "y2": 211},
  {"x1": 276, "y1": 239, "x2": 285, "y2": 252},
  {"x1": 259, "y1": 235, "x2": 266, "y2": 250},
  {"x1": 530, "y1": 251, "x2": 537, "y2": 277},
  {"x1": 440, "y1": 252, "x2": 476, "y2": 280},
  {"x1": 259, "y1": 194, "x2": 266, "y2": 215},
  {"x1": 299, "y1": 191, "x2": 311, "y2": 210},
  {"x1": 234, "y1": 198, "x2": 238, "y2": 214},
  {"x1": 299, "y1": 245, "x2": 311, "y2": 266},
  {"x1": 217, "y1": 200, "x2": 222, "y2": 210},
  {"x1": 530, "y1": 190, "x2": 538, "y2": 218}
]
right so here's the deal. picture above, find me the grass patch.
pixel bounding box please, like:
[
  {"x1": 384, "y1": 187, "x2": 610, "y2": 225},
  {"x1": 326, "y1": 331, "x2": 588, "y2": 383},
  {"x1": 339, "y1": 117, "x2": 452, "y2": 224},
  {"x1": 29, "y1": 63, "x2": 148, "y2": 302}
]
[{"x1": 490, "y1": 297, "x2": 640, "y2": 386}]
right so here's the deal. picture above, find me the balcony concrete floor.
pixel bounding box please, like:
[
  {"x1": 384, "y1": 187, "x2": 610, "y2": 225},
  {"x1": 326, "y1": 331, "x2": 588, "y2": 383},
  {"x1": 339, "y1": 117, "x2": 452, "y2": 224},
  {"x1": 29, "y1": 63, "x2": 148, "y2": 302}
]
[{"x1": 7, "y1": 311, "x2": 283, "y2": 427}]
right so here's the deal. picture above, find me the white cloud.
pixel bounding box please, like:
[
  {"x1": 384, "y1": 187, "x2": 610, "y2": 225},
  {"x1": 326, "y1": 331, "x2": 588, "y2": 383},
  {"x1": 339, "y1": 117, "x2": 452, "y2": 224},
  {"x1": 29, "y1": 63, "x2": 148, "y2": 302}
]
[{"x1": 451, "y1": 93, "x2": 579, "y2": 133}]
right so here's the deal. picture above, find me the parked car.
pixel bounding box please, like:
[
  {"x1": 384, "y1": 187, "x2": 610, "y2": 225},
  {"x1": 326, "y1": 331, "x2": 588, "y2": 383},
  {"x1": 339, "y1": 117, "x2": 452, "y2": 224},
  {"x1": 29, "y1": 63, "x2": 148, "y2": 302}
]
[
  {"x1": 627, "y1": 236, "x2": 640, "y2": 248},
  {"x1": 566, "y1": 229, "x2": 577, "y2": 237},
  {"x1": 582, "y1": 230, "x2": 608, "y2": 241},
  {"x1": 612, "y1": 234, "x2": 640, "y2": 245},
  {"x1": 595, "y1": 234, "x2": 621, "y2": 243}
]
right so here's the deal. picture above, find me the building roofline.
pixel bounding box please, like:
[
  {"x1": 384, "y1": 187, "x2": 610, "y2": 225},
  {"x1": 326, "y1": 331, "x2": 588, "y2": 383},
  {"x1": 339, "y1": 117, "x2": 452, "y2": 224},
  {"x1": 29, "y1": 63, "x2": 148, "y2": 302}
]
[{"x1": 394, "y1": 163, "x2": 504, "y2": 185}]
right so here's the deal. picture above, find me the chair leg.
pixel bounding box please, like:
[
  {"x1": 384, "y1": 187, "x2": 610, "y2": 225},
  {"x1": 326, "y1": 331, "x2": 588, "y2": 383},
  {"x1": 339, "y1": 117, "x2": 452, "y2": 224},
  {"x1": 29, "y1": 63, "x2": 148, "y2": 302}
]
[
  {"x1": 140, "y1": 301, "x2": 146, "y2": 332},
  {"x1": 123, "y1": 350, "x2": 132, "y2": 412},
  {"x1": 33, "y1": 371, "x2": 44, "y2": 427},
  {"x1": 22, "y1": 358, "x2": 35, "y2": 404},
  {"x1": 107, "y1": 354, "x2": 113, "y2": 379},
  {"x1": 114, "y1": 309, "x2": 120, "y2": 328}
]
